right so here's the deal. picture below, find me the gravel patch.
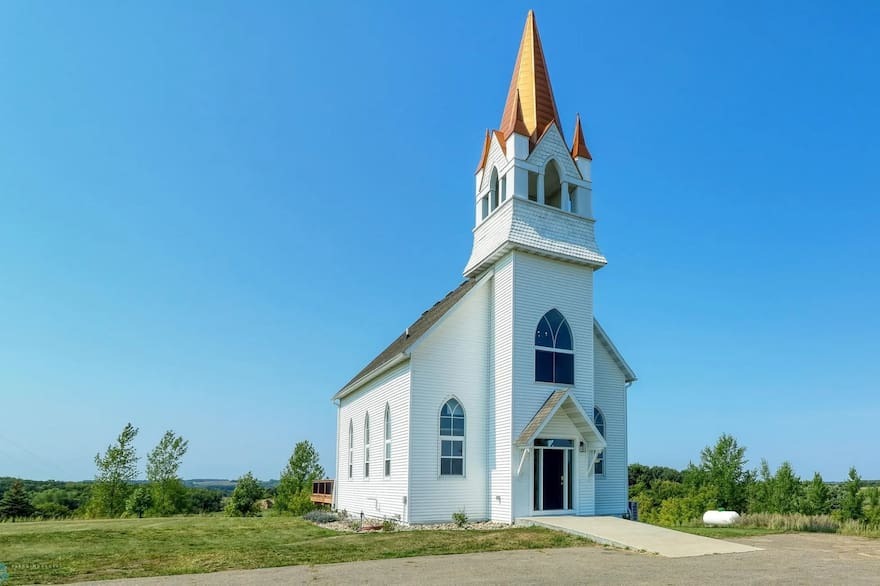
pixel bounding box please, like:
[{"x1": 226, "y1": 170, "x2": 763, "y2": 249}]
[{"x1": 312, "y1": 517, "x2": 511, "y2": 533}]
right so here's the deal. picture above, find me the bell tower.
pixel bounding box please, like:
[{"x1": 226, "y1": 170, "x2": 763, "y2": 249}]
[{"x1": 465, "y1": 10, "x2": 605, "y2": 278}]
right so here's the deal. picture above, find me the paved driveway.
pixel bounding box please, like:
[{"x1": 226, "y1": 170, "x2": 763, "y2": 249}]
[{"x1": 80, "y1": 533, "x2": 880, "y2": 585}]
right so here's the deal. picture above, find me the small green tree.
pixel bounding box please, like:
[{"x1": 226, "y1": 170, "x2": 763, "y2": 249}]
[
  {"x1": 146, "y1": 430, "x2": 189, "y2": 516},
  {"x1": 126, "y1": 486, "x2": 152, "y2": 518},
  {"x1": 748, "y1": 459, "x2": 773, "y2": 513},
  {"x1": 89, "y1": 423, "x2": 139, "y2": 517},
  {"x1": 226, "y1": 472, "x2": 264, "y2": 517},
  {"x1": 698, "y1": 433, "x2": 748, "y2": 512},
  {"x1": 864, "y1": 486, "x2": 880, "y2": 525},
  {"x1": 839, "y1": 466, "x2": 864, "y2": 521},
  {"x1": 275, "y1": 440, "x2": 324, "y2": 515},
  {"x1": 770, "y1": 462, "x2": 802, "y2": 514},
  {"x1": 803, "y1": 472, "x2": 831, "y2": 515},
  {"x1": 0, "y1": 479, "x2": 35, "y2": 521}
]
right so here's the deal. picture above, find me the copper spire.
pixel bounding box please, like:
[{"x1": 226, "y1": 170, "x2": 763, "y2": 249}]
[
  {"x1": 475, "y1": 129, "x2": 492, "y2": 172},
  {"x1": 499, "y1": 10, "x2": 562, "y2": 140},
  {"x1": 571, "y1": 113, "x2": 592, "y2": 160}
]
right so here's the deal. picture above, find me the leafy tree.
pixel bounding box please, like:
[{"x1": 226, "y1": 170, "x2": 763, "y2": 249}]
[
  {"x1": 864, "y1": 487, "x2": 880, "y2": 525},
  {"x1": 89, "y1": 423, "x2": 139, "y2": 517},
  {"x1": 126, "y1": 486, "x2": 152, "y2": 518},
  {"x1": 275, "y1": 440, "x2": 324, "y2": 514},
  {"x1": 769, "y1": 462, "x2": 802, "y2": 514},
  {"x1": 698, "y1": 433, "x2": 748, "y2": 512},
  {"x1": 0, "y1": 479, "x2": 35, "y2": 520},
  {"x1": 839, "y1": 466, "x2": 864, "y2": 521},
  {"x1": 747, "y1": 459, "x2": 773, "y2": 513},
  {"x1": 803, "y1": 472, "x2": 831, "y2": 515},
  {"x1": 226, "y1": 472, "x2": 264, "y2": 517},
  {"x1": 146, "y1": 430, "x2": 189, "y2": 516}
]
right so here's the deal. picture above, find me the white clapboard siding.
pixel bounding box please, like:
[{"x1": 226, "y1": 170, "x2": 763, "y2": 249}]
[
  {"x1": 407, "y1": 281, "x2": 490, "y2": 523},
  {"x1": 510, "y1": 252, "x2": 595, "y2": 520},
  {"x1": 594, "y1": 335, "x2": 629, "y2": 515},
  {"x1": 490, "y1": 255, "x2": 514, "y2": 522},
  {"x1": 335, "y1": 363, "x2": 411, "y2": 522}
]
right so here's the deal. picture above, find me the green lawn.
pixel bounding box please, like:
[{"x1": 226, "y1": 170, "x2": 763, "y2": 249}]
[
  {"x1": 0, "y1": 516, "x2": 590, "y2": 584},
  {"x1": 671, "y1": 525, "x2": 782, "y2": 538}
]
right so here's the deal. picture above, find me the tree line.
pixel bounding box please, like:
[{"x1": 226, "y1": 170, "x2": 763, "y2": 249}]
[
  {"x1": 0, "y1": 423, "x2": 325, "y2": 521},
  {"x1": 630, "y1": 433, "x2": 880, "y2": 527}
]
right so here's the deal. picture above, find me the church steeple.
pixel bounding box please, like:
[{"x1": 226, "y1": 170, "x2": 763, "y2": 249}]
[
  {"x1": 465, "y1": 10, "x2": 605, "y2": 278},
  {"x1": 499, "y1": 10, "x2": 562, "y2": 141}
]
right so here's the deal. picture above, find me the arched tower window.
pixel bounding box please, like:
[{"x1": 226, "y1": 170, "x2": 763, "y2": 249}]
[
  {"x1": 384, "y1": 404, "x2": 392, "y2": 477},
  {"x1": 490, "y1": 168, "x2": 500, "y2": 212},
  {"x1": 544, "y1": 160, "x2": 562, "y2": 209},
  {"x1": 363, "y1": 413, "x2": 370, "y2": 478},
  {"x1": 440, "y1": 399, "x2": 465, "y2": 476},
  {"x1": 535, "y1": 309, "x2": 574, "y2": 384},
  {"x1": 348, "y1": 419, "x2": 353, "y2": 479},
  {"x1": 594, "y1": 407, "x2": 606, "y2": 475}
]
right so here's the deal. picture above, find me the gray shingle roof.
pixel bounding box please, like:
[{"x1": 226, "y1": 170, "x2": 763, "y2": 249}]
[{"x1": 334, "y1": 279, "x2": 478, "y2": 399}]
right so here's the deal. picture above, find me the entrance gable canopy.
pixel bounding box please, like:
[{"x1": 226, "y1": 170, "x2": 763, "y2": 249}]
[{"x1": 516, "y1": 389, "x2": 606, "y2": 449}]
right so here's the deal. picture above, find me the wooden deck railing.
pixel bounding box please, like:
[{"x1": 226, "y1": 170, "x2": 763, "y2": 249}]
[{"x1": 311, "y1": 479, "x2": 334, "y2": 505}]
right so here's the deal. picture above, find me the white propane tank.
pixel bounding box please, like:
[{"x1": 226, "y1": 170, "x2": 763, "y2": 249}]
[{"x1": 702, "y1": 510, "x2": 740, "y2": 526}]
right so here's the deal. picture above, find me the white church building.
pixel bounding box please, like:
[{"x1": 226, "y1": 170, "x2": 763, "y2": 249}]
[{"x1": 332, "y1": 11, "x2": 636, "y2": 524}]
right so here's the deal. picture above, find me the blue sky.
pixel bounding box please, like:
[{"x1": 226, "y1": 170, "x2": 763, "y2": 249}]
[{"x1": 1, "y1": 1, "x2": 878, "y2": 482}]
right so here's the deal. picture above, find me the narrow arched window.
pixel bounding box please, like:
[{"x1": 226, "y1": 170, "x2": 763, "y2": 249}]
[
  {"x1": 594, "y1": 407, "x2": 606, "y2": 475},
  {"x1": 490, "y1": 168, "x2": 500, "y2": 211},
  {"x1": 384, "y1": 404, "x2": 391, "y2": 477},
  {"x1": 535, "y1": 309, "x2": 574, "y2": 384},
  {"x1": 544, "y1": 161, "x2": 562, "y2": 208},
  {"x1": 364, "y1": 413, "x2": 370, "y2": 478},
  {"x1": 348, "y1": 419, "x2": 353, "y2": 479},
  {"x1": 440, "y1": 399, "x2": 464, "y2": 476}
]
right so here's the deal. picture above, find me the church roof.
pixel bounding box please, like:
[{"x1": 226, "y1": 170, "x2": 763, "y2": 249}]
[
  {"x1": 334, "y1": 279, "x2": 479, "y2": 400},
  {"x1": 499, "y1": 10, "x2": 562, "y2": 141},
  {"x1": 335, "y1": 276, "x2": 635, "y2": 400}
]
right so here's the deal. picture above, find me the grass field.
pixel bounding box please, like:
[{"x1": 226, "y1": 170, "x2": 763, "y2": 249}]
[
  {"x1": 670, "y1": 525, "x2": 782, "y2": 538},
  {"x1": 0, "y1": 516, "x2": 590, "y2": 584}
]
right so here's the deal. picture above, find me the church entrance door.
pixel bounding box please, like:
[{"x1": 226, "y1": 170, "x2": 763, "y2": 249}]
[{"x1": 533, "y1": 439, "x2": 574, "y2": 512}]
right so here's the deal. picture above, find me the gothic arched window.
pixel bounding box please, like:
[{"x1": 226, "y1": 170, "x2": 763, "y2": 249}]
[
  {"x1": 535, "y1": 309, "x2": 574, "y2": 384},
  {"x1": 384, "y1": 404, "x2": 392, "y2": 477},
  {"x1": 439, "y1": 399, "x2": 465, "y2": 476},
  {"x1": 348, "y1": 419, "x2": 353, "y2": 479},
  {"x1": 364, "y1": 413, "x2": 370, "y2": 478},
  {"x1": 594, "y1": 407, "x2": 606, "y2": 475}
]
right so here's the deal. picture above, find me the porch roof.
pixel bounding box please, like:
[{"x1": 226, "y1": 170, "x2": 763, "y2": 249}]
[{"x1": 516, "y1": 389, "x2": 606, "y2": 449}]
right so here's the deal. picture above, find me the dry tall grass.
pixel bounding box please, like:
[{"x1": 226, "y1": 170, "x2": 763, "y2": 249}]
[{"x1": 735, "y1": 513, "x2": 880, "y2": 537}]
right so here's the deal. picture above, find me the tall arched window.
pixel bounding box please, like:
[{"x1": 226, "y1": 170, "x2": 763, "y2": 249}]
[
  {"x1": 594, "y1": 407, "x2": 606, "y2": 475},
  {"x1": 384, "y1": 404, "x2": 392, "y2": 477},
  {"x1": 535, "y1": 309, "x2": 574, "y2": 384},
  {"x1": 348, "y1": 420, "x2": 353, "y2": 479},
  {"x1": 440, "y1": 399, "x2": 465, "y2": 476},
  {"x1": 364, "y1": 413, "x2": 370, "y2": 478}
]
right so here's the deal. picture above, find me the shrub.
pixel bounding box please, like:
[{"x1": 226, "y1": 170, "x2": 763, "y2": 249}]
[
  {"x1": 125, "y1": 486, "x2": 152, "y2": 518},
  {"x1": 303, "y1": 510, "x2": 338, "y2": 524},
  {"x1": 225, "y1": 472, "x2": 264, "y2": 517},
  {"x1": 382, "y1": 517, "x2": 398, "y2": 532},
  {"x1": 452, "y1": 509, "x2": 468, "y2": 528},
  {"x1": 348, "y1": 518, "x2": 362, "y2": 531}
]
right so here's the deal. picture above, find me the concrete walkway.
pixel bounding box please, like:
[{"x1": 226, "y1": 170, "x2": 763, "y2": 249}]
[{"x1": 519, "y1": 516, "x2": 761, "y2": 557}]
